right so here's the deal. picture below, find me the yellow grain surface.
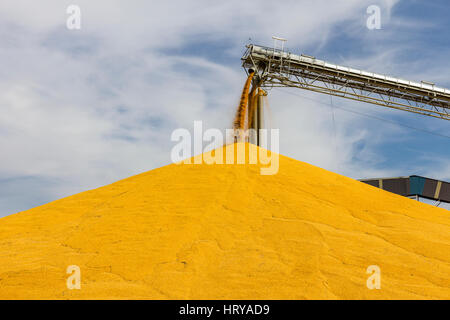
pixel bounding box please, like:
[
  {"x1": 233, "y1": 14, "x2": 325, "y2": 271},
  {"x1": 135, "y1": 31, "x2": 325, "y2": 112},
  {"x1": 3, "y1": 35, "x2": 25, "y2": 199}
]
[{"x1": 0, "y1": 143, "x2": 449, "y2": 299}]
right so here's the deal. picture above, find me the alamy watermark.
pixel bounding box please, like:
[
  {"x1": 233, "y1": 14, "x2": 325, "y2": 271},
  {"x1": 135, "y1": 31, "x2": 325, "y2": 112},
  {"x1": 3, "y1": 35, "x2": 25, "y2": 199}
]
[
  {"x1": 66, "y1": 265, "x2": 81, "y2": 289},
  {"x1": 366, "y1": 265, "x2": 381, "y2": 289},
  {"x1": 170, "y1": 121, "x2": 280, "y2": 175},
  {"x1": 366, "y1": 5, "x2": 381, "y2": 30},
  {"x1": 66, "y1": 5, "x2": 81, "y2": 30}
]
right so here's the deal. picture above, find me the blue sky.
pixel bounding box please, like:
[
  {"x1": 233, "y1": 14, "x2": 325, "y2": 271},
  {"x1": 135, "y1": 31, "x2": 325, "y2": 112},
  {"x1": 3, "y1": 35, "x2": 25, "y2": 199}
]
[{"x1": 0, "y1": 0, "x2": 449, "y2": 216}]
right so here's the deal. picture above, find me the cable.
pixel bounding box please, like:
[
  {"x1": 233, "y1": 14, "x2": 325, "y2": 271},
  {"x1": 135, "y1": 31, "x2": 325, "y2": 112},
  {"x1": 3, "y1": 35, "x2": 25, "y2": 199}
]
[
  {"x1": 329, "y1": 95, "x2": 340, "y2": 169},
  {"x1": 276, "y1": 88, "x2": 450, "y2": 140}
]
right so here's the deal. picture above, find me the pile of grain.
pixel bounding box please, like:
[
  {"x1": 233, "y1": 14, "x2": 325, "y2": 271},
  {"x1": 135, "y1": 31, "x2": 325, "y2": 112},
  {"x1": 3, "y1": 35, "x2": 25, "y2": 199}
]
[{"x1": 0, "y1": 143, "x2": 449, "y2": 299}]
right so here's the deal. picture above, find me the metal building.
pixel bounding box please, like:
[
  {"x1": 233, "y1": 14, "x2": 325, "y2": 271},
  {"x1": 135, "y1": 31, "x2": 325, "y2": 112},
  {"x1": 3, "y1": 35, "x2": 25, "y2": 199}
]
[{"x1": 360, "y1": 176, "x2": 450, "y2": 204}]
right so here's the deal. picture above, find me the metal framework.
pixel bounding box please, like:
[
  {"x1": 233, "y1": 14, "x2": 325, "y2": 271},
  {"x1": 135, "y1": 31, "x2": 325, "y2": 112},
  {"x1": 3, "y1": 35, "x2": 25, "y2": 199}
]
[
  {"x1": 242, "y1": 44, "x2": 450, "y2": 121},
  {"x1": 360, "y1": 175, "x2": 450, "y2": 204}
]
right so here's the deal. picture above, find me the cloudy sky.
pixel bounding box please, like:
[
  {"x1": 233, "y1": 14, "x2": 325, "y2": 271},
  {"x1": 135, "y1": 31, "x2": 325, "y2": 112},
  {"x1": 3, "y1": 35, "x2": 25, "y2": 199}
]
[{"x1": 0, "y1": 0, "x2": 449, "y2": 216}]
